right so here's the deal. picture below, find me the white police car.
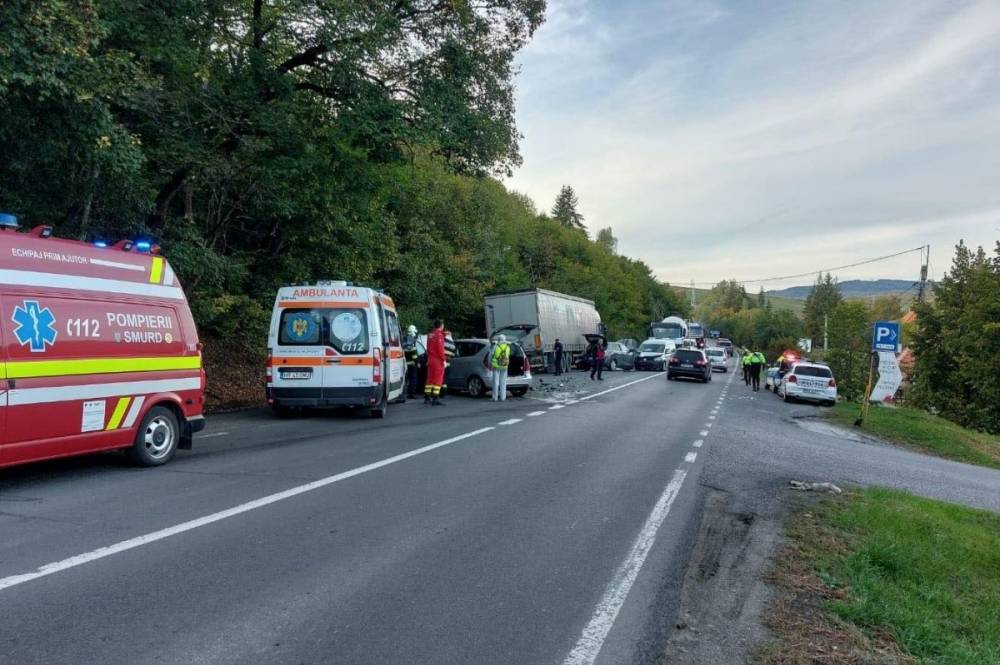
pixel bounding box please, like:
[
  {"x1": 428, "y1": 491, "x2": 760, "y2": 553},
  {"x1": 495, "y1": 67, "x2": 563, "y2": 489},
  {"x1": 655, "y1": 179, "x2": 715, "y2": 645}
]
[{"x1": 777, "y1": 362, "x2": 837, "y2": 406}]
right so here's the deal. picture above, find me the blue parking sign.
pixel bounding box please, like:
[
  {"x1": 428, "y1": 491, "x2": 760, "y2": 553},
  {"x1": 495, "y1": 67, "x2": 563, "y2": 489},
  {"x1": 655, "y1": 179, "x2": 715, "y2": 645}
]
[{"x1": 872, "y1": 321, "x2": 900, "y2": 352}]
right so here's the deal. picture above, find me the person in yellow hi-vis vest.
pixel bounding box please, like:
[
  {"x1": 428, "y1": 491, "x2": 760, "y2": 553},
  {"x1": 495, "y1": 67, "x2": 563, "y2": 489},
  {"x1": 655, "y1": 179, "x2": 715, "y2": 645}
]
[{"x1": 490, "y1": 335, "x2": 511, "y2": 401}]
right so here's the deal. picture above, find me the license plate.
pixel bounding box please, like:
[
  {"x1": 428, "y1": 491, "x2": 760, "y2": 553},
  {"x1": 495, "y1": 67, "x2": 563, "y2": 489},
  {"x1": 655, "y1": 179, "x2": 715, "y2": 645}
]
[
  {"x1": 280, "y1": 370, "x2": 312, "y2": 380},
  {"x1": 681, "y1": 363, "x2": 693, "y2": 368}
]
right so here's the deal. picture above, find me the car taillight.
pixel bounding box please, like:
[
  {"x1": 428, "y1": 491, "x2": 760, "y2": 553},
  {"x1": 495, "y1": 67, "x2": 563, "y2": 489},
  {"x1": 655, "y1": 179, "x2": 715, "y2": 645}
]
[
  {"x1": 828, "y1": 378, "x2": 836, "y2": 387},
  {"x1": 265, "y1": 353, "x2": 273, "y2": 384},
  {"x1": 788, "y1": 375, "x2": 797, "y2": 383},
  {"x1": 695, "y1": 359, "x2": 705, "y2": 366},
  {"x1": 373, "y1": 348, "x2": 382, "y2": 384},
  {"x1": 669, "y1": 357, "x2": 679, "y2": 365}
]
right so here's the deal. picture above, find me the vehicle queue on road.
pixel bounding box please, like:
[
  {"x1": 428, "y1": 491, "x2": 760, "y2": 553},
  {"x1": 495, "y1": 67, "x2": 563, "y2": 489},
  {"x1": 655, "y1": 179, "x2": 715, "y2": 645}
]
[{"x1": 0, "y1": 214, "x2": 829, "y2": 473}]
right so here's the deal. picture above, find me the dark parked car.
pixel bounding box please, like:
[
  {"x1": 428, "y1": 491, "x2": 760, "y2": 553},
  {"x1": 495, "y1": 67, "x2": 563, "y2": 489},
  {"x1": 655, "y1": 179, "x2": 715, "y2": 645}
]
[
  {"x1": 604, "y1": 341, "x2": 637, "y2": 371},
  {"x1": 414, "y1": 337, "x2": 531, "y2": 398},
  {"x1": 717, "y1": 339, "x2": 734, "y2": 357},
  {"x1": 667, "y1": 348, "x2": 712, "y2": 383}
]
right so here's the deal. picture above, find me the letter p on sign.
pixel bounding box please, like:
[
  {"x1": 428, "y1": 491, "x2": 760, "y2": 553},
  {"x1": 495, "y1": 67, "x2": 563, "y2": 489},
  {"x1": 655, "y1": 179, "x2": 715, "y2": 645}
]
[{"x1": 872, "y1": 321, "x2": 900, "y2": 352}]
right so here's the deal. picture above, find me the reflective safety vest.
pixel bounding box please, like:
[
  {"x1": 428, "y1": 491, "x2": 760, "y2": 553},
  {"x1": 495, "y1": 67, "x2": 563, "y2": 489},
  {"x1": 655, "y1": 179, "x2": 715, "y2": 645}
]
[
  {"x1": 751, "y1": 352, "x2": 766, "y2": 364},
  {"x1": 742, "y1": 354, "x2": 752, "y2": 367},
  {"x1": 491, "y1": 342, "x2": 511, "y2": 369}
]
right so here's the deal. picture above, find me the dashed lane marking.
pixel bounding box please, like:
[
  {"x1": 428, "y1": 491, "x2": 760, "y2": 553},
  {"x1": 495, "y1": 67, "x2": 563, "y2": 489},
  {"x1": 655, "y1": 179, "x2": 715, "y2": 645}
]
[
  {"x1": 684, "y1": 452, "x2": 698, "y2": 463},
  {"x1": 549, "y1": 404, "x2": 566, "y2": 410},
  {"x1": 198, "y1": 431, "x2": 230, "y2": 439},
  {"x1": 497, "y1": 419, "x2": 522, "y2": 426},
  {"x1": 693, "y1": 439, "x2": 703, "y2": 448},
  {"x1": 527, "y1": 411, "x2": 546, "y2": 417},
  {"x1": 699, "y1": 430, "x2": 709, "y2": 437}
]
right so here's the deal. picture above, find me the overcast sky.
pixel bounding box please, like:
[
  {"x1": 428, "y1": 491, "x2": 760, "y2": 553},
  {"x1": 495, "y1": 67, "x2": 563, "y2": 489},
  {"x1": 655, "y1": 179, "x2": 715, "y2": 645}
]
[{"x1": 507, "y1": 0, "x2": 1000, "y2": 290}]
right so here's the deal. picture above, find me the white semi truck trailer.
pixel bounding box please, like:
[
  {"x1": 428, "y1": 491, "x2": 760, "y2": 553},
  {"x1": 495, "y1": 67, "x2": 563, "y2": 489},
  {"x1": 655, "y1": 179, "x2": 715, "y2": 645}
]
[{"x1": 484, "y1": 288, "x2": 604, "y2": 372}]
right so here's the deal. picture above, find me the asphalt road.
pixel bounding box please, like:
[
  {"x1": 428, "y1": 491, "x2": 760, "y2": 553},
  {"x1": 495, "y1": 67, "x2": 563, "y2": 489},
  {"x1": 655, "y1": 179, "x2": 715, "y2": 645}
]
[
  {"x1": 0, "y1": 368, "x2": 733, "y2": 665},
  {"x1": 5, "y1": 358, "x2": 998, "y2": 665}
]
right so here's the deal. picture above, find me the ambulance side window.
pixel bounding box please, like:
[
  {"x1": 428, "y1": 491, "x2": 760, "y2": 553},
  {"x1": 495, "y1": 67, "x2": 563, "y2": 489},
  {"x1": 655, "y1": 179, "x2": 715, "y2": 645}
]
[
  {"x1": 386, "y1": 312, "x2": 401, "y2": 346},
  {"x1": 279, "y1": 309, "x2": 323, "y2": 345}
]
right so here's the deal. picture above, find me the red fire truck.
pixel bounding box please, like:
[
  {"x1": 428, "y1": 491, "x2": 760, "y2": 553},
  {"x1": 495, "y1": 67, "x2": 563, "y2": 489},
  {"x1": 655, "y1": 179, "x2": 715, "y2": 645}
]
[{"x1": 0, "y1": 213, "x2": 205, "y2": 468}]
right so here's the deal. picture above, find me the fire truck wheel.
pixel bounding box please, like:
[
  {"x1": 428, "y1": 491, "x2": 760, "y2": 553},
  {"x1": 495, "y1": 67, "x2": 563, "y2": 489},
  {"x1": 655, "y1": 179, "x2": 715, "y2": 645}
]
[{"x1": 127, "y1": 406, "x2": 179, "y2": 466}]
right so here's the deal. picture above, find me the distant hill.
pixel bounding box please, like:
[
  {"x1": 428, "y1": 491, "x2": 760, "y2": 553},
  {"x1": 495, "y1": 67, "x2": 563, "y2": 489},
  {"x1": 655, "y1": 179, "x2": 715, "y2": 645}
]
[{"x1": 766, "y1": 279, "x2": 920, "y2": 300}]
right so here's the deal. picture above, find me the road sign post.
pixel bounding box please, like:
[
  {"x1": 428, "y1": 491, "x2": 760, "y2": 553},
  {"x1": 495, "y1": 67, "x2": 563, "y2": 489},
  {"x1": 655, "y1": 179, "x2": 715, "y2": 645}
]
[
  {"x1": 872, "y1": 321, "x2": 900, "y2": 353},
  {"x1": 858, "y1": 321, "x2": 901, "y2": 426}
]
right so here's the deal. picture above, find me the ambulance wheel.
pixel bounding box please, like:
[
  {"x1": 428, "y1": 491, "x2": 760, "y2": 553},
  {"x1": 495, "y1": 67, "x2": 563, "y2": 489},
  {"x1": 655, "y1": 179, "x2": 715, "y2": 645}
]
[
  {"x1": 467, "y1": 376, "x2": 486, "y2": 398},
  {"x1": 271, "y1": 403, "x2": 296, "y2": 418},
  {"x1": 127, "y1": 406, "x2": 179, "y2": 467},
  {"x1": 369, "y1": 391, "x2": 387, "y2": 419}
]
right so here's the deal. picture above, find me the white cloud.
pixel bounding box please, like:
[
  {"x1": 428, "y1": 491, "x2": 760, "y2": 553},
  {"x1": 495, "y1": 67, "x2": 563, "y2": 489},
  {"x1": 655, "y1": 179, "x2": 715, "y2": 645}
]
[{"x1": 508, "y1": 0, "x2": 1000, "y2": 286}]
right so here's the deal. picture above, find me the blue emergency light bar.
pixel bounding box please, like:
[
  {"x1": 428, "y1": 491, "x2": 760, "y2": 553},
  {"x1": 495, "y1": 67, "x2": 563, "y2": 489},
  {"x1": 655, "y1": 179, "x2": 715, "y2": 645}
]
[
  {"x1": 0, "y1": 213, "x2": 19, "y2": 229},
  {"x1": 135, "y1": 241, "x2": 151, "y2": 251},
  {"x1": 94, "y1": 241, "x2": 109, "y2": 248}
]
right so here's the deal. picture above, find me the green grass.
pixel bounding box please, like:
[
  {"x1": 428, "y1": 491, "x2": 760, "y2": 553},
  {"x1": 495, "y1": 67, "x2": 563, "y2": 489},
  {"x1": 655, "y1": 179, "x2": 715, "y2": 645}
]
[
  {"x1": 800, "y1": 489, "x2": 1000, "y2": 665},
  {"x1": 828, "y1": 401, "x2": 1000, "y2": 470}
]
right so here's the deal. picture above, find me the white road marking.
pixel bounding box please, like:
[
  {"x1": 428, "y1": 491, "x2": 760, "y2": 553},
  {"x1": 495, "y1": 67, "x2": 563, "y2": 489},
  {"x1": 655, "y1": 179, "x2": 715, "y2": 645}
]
[
  {"x1": 684, "y1": 452, "x2": 698, "y2": 463},
  {"x1": 699, "y1": 430, "x2": 709, "y2": 437},
  {"x1": 497, "y1": 419, "x2": 522, "y2": 426},
  {"x1": 708, "y1": 415, "x2": 716, "y2": 420},
  {"x1": 198, "y1": 431, "x2": 230, "y2": 439},
  {"x1": 0, "y1": 427, "x2": 496, "y2": 593},
  {"x1": 562, "y1": 470, "x2": 688, "y2": 665},
  {"x1": 693, "y1": 439, "x2": 703, "y2": 448},
  {"x1": 706, "y1": 422, "x2": 713, "y2": 428},
  {"x1": 577, "y1": 373, "x2": 660, "y2": 401},
  {"x1": 710, "y1": 408, "x2": 718, "y2": 414},
  {"x1": 549, "y1": 404, "x2": 566, "y2": 410},
  {"x1": 527, "y1": 411, "x2": 546, "y2": 417}
]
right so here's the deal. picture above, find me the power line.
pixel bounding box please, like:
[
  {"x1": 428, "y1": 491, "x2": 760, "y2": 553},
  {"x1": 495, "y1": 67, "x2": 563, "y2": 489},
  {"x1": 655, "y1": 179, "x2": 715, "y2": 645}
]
[{"x1": 687, "y1": 246, "x2": 926, "y2": 287}]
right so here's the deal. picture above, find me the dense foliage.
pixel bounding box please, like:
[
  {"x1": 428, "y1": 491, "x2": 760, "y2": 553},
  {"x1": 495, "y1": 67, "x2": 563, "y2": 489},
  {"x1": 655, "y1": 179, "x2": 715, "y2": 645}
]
[
  {"x1": 910, "y1": 242, "x2": 1000, "y2": 433},
  {"x1": 825, "y1": 300, "x2": 872, "y2": 401},
  {"x1": 0, "y1": 0, "x2": 685, "y2": 347},
  {"x1": 693, "y1": 280, "x2": 802, "y2": 359},
  {"x1": 802, "y1": 273, "x2": 843, "y2": 345}
]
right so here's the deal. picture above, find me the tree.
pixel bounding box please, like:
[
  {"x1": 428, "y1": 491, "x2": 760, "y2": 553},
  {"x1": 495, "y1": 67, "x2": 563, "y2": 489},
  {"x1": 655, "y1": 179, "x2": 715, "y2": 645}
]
[
  {"x1": 551, "y1": 185, "x2": 586, "y2": 231},
  {"x1": 826, "y1": 301, "x2": 872, "y2": 401},
  {"x1": 803, "y1": 273, "x2": 843, "y2": 345},
  {"x1": 757, "y1": 286, "x2": 766, "y2": 308},
  {"x1": 596, "y1": 227, "x2": 617, "y2": 254},
  {"x1": 911, "y1": 241, "x2": 1000, "y2": 433},
  {"x1": 869, "y1": 294, "x2": 904, "y2": 322}
]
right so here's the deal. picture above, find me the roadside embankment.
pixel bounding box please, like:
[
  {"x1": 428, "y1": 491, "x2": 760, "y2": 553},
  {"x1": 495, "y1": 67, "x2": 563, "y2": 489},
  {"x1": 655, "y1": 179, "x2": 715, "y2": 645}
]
[
  {"x1": 202, "y1": 338, "x2": 266, "y2": 412},
  {"x1": 827, "y1": 402, "x2": 1000, "y2": 470},
  {"x1": 755, "y1": 488, "x2": 1000, "y2": 665}
]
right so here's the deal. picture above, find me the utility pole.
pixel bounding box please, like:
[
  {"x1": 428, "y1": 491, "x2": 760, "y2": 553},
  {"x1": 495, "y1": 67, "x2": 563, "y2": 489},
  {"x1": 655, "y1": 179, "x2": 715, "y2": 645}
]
[
  {"x1": 689, "y1": 279, "x2": 696, "y2": 309},
  {"x1": 823, "y1": 314, "x2": 828, "y2": 352},
  {"x1": 916, "y1": 245, "x2": 930, "y2": 302}
]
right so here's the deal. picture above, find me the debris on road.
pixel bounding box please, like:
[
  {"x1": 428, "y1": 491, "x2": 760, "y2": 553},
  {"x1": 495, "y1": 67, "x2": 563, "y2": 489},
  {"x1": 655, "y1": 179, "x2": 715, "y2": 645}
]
[{"x1": 788, "y1": 480, "x2": 843, "y2": 494}]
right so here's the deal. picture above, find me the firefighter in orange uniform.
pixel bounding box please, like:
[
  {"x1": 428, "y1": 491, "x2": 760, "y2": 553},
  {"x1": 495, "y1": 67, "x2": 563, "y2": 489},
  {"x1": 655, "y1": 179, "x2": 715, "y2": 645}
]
[{"x1": 424, "y1": 319, "x2": 447, "y2": 406}]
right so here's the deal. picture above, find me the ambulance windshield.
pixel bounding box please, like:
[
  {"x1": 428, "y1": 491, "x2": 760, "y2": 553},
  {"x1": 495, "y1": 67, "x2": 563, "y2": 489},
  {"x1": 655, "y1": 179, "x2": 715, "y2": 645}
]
[{"x1": 278, "y1": 308, "x2": 369, "y2": 354}]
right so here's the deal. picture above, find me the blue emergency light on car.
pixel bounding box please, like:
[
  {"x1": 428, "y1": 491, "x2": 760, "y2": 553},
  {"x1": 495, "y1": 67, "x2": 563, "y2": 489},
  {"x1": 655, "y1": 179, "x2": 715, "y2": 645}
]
[
  {"x1": 135, "y1": 241, "x2": 151, "y2": 251},
  {"x1": 0, "y1": 213, "x2": 19, "y2": 229},
  {"x1": 94, "y1": 241, "x2": 109, "y2": 248}
]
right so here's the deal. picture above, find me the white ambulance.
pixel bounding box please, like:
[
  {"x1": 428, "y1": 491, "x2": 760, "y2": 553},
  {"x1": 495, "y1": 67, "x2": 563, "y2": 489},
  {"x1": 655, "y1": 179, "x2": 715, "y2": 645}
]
[{"x1": 265, "y1": 281, "x2": 406, "y2": 417}]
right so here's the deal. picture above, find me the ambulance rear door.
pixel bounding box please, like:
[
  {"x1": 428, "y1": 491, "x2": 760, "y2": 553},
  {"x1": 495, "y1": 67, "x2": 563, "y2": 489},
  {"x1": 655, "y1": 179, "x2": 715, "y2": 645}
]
[
  {"x1": 319, "y1": 303, "x2": 375, "y2": 399},
  {"x1": 272, "y1": 305, "x2": 327, "y2": 398}
]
